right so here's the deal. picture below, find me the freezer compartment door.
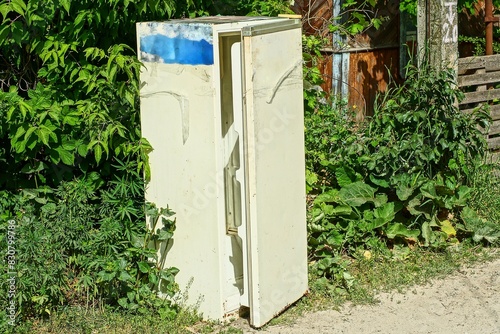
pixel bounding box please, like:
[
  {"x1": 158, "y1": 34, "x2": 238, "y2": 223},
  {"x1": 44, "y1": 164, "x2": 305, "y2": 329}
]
[{"x1": 241, "y1": 20, "x2": 308, "y2": 328}]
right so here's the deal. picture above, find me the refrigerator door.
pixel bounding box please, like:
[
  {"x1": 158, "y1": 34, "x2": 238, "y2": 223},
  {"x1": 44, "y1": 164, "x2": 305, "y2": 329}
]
[{"x1": 241, "y1": 20, "x2": 308, "y2": 328}]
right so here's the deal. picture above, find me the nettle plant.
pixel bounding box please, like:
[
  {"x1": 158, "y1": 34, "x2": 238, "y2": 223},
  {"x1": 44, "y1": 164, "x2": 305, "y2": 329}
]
[{"x1": 306, "y1": 59, "x2": 493, "y2": 279}]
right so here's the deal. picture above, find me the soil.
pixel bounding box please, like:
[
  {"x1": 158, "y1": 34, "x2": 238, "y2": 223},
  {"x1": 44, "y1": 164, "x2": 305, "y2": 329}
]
[{"x1": 233, "y1": 257, "x2": 500, "y2": 334}]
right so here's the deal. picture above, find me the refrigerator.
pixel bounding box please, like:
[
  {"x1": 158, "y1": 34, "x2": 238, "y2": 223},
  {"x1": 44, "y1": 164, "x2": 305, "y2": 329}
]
[{"x1": 137, "y1": 16, "x2": 307, "y2": 328}]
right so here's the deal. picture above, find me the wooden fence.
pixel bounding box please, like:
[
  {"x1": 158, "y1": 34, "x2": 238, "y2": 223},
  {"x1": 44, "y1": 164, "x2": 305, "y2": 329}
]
[{"x1": 458, "y1": 54, "x2": 500, "y2": 153}]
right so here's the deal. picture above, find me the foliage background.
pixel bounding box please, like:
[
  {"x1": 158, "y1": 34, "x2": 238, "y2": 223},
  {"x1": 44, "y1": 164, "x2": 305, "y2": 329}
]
[{"x1": 0, "y1": 0, "x2": 200, "y2": 329}]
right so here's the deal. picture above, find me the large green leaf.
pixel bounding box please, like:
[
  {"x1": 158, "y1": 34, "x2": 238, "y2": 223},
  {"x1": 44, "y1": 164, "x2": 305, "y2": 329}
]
[
  {"x1": 420, "y1": 181, "x2": 437, "y2": 199},
  {"x1": 461, "y1": 207, "x2": 500, "y2": 244},
  {"x1": 339, "y1": 181, "x2": 376, "y2": 207},
  {"x1": 374, "y1": 202, "x2": 395, "y2": 223},
  {"x1": 396, "y1": 184, "x2": 415, "y2": 201},
  {"x1": 314, "y1": 189, "x2": 340, "y2": 203},
  {"x1": 369, "y1": 174, "x2": 390, "y2": 188},
  {"x1": 55, "y1": 147, "x2": 75, "y2": 165},
  {"x1": 335, "y1": 165, "x2": 360, "y2": 187},
  {"x1": 373, "y1": 193, "x2": 388, "y2": 207},
  {"x1": 386, "y1": 223, "x2": 420, "y2": 239}
]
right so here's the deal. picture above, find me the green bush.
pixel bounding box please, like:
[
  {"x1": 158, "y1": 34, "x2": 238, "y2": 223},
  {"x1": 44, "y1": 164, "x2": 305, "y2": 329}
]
[
  {"x1": 0, "y1": 0, "x2": 195, "y2": 330},
  {"x1": 306, "y1": 58, "x2": 496, "y2": 281}
]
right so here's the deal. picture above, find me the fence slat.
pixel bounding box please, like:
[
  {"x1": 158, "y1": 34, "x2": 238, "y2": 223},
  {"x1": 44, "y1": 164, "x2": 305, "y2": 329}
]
[
  {"x1": 458, "y1": 54, "x2": 500, "y2": 74},
  {"x1": 460, "y1": 88, "x2": 500, "y2": 105},
  {"x1": 458, "y1": 55, "x2": 500, "y2": 153},
  {"x1": 458, "y1": 71, "x2": 500, "y2": 87},
  {"x1": 489, "y1": 120, "x2": 500, "y2": 136},
  {"x1": 490, "y1": 104, "x2": 500, "y2": 120},
  {"x1": 488, "y1": 136, "x2": 500, "y2": 150}
]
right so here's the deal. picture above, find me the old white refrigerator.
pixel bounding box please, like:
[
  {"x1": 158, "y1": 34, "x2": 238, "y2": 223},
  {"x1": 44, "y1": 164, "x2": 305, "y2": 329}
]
[{"x1": 137, "y1": 16, "x2": 307, "y2": 327}]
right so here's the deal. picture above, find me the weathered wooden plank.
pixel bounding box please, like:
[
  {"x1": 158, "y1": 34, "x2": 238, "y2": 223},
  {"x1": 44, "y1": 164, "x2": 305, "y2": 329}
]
[
  {"x1": 460, "y1": 103, "x2": 500, "y2": 117},
  {"x1": 460, "y1": 88, "x2": 500, "y2": 105},
  {"x1": 318, "y1": 52, "x2": 333, "y2": 95},
  {"x1": 458, "y1": 70, "x2": 500, "y2": 87},
  {"x1": 491, "y1": 104, "x2": 500, "y2": 120},
  {"x1": 488, "y1": 135, "x2": 500, "y2": 150},
  {"x1": 489, "y1": 120, "x2": 500, "y2": 136},
  {"x1": 458, "y1": 54, "x2": 500, "y2": 74},
  {"x1": 460, "y1": 105, "x2": 486, "y2": 114}
]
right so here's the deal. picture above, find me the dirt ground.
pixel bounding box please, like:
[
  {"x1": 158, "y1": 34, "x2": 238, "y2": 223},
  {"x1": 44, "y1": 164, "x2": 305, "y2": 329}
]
[{"x1": 233, "y1": 257, "x2": 500, "y2": 334}]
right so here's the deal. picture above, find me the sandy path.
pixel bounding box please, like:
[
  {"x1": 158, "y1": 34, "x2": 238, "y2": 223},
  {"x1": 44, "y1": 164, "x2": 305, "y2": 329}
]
[{"x1": 234, "y1": 257, "x2": 500, "y2": 334}]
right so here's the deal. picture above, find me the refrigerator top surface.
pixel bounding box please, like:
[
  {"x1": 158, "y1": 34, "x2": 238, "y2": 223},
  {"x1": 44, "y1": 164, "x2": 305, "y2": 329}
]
[{"x1": 139, "y1": 16, "x2": 274, "y2": 25}]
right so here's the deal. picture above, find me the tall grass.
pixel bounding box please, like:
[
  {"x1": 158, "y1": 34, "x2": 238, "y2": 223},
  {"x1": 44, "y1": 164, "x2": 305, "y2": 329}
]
[{"x1": 468, "y1": 157, "x2": 500, "y2": 225}]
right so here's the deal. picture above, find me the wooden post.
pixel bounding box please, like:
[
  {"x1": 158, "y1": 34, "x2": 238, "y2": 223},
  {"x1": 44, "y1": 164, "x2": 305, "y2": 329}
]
[
  {"x1": 417, "y1": 0, "x2": 458, "y2": 75},
  {"x1": 485, "y1": 0, "x2": 499, "y2": 56}
]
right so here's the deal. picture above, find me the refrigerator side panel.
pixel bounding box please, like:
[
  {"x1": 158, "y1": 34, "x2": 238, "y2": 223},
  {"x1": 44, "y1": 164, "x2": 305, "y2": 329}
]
[{"x1": 138, "y1": 22, "x2": 225, "y2": 320}]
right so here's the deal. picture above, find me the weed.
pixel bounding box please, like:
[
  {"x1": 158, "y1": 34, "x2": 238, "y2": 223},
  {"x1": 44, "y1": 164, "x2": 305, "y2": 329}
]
[
  {"x1": 468, "y1": 160, "x2": 500, "y2": 226},
  {"x1": 306, "y1": 56, "x2": 495, "y2": 289}
]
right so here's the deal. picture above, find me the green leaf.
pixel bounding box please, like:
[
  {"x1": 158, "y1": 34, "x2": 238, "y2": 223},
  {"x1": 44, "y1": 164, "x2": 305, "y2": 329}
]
[
  {"x1": 0, "y1": 4, "x2": 12, "y2": 20},
  {"x1": 94, "y1": 144, "x2": 102, "y2": 164},
  {"x1": 36, "y1": 126, "x2": 52, "y2": 146},
  {"x1": 164, "y1": 266, "x2": 179, "y2": 277},
  {"x1": 369, "y1": 175, "x2": 390, "y2": 188},
  {"x1": 60, "y1": 0, "x2": 71, "y2": 14},
  {"x1": 314, "y1": 189, "x2": 340, "y2": 203},
  {"x1": 77, "y1": 142, "x2": 88, "y2": 157},
  {"x1": 448, "y1": 158, "x2": 458, "y2": 171},
  {"x1": 461, "y1": 206, "x2": 500, "y2": 243},
  {"x1": 339, "y1": 181, "x2": 376, "y2": 207},
  {"x1": 396, "y1": 184, "x2": 415, "y2": 201},
  {"x1": 374, "y1": 202, "x2": 395, "y2": 223},
  {"x1": 124, "y1": 88, "x2": 135, "y2": 106},
  {"x1": 372, "y1": 18, "x2": 382, "y2": 30},
  {"x1": 386, "y1": 223, "x2": 420, "y2": 239},
  {"x1": 149, "y1": 272, "x2": 158, "y2": 285},
  {"x1": 157, "y1": 229, "x2": 173, "y2": 241},
  {"x1": 48, "y1": 148, "x2": 60, "y2": 164},
  {"x1": 11, "y1": 0, "x2": 26, "y2": 15},
  {"x1": 335, "y1": 166, "x2": 359, "y2": 187},
  {"x1": 127, "y1": 291, "x2": 136, "y2": 303},
  {"x1": 118, "y1": 298, "x2": 129, "y2": 309},
  {"x1": 455, "y1": 186, "x2": 472, "y2": 205},
  {"x1": 373, "y1": 193, "x2": 388, "y2": 207},
  {"x1": 61, "y1": 139, "x2": 76, "y2": 150},
  {"x1": 326, "y1": 230, "x2": 344, "y2": 247},
  {"x1": 320, "y1": 203, "x2": 352, "y2": 216},
  {"x1": 420, "y1": 182, "x2": 437, "y2": 199},
  {"x1": 349, "y1": 23, "x2": 364, "y2": 34},
  {"x1": 138, "y1": 261, "x2": 150, "y2": 274},
  {"x1": 74, "y1": 11, "x2": 87, "y2": 27},
  {"x1": 19, "y1": 100, "x2": 32, "y2": 118},
  {"x1": 98, "y1": 271, "x2": 116, "y2": 282},
  {"x1": 24, "y1": 126, "x2": 36, "y2": 142},
  {"x1": 13, "y1": 125, "x2": 27, "y2": 140},
  {"x1": 55, "y1": 147, "x2": 75, "y2": 165},
  {"x1": 118, "y1": 271, "x2": 133, "y2": 282}
]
